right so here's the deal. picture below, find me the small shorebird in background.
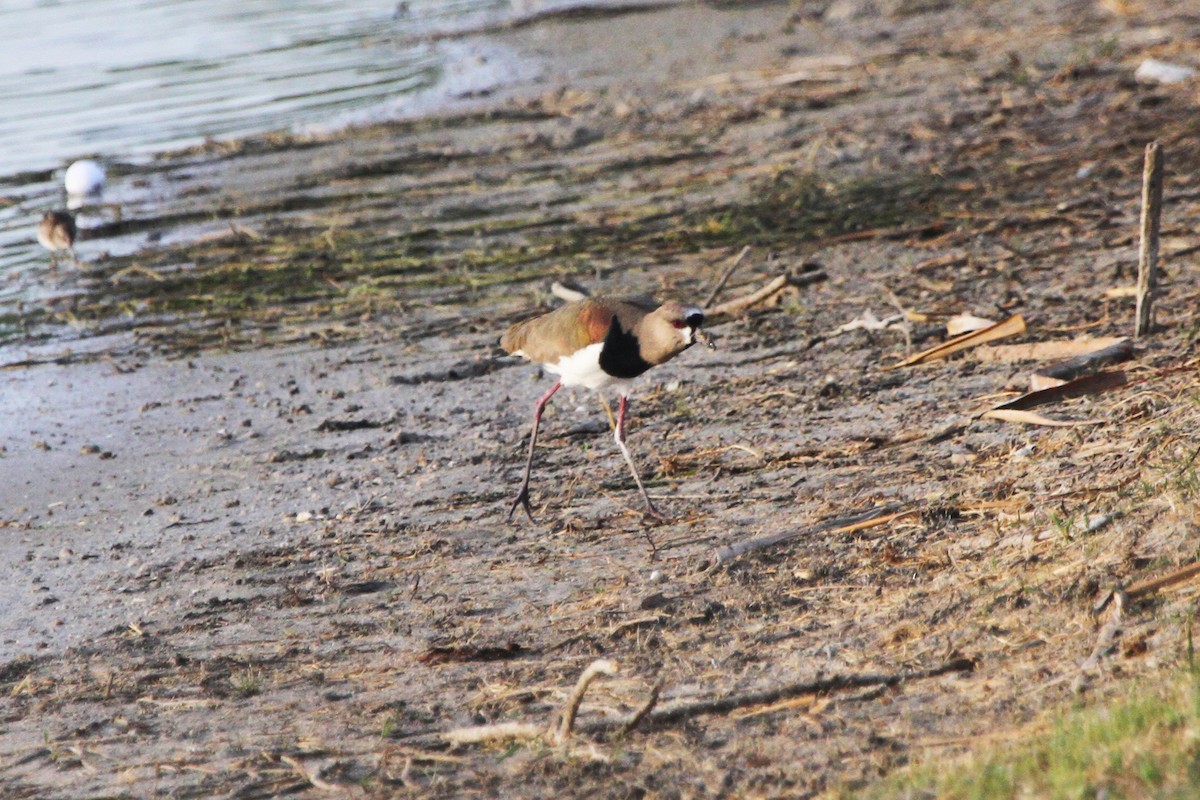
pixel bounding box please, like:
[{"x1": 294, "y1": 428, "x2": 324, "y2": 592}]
[
  {"x1": 37, "y1": 210, "x2": 78, "y2": 268},
  {"x1": 501, "y1": 295, "x2": 711, "y2": 521}
]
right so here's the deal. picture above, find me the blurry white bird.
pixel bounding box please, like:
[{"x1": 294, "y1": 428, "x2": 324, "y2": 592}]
[{"x1": 64, "y1": 159, "x2": 105, "y2": 201}]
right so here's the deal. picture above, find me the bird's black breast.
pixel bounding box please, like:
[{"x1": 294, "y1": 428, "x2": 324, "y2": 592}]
[{"x1": 598, "y1": 317, "x2": 651, "y2": 379}]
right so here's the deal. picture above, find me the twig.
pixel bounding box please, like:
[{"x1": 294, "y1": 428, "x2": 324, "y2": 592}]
[
  {"x1": 1135, "y1": 140, "x2": 1164, "y2": 339},
  {"x1": 443, "y1": 721, "x2": 543, "y2": 746},
  {"x1": 278, "y1": 754, "x2": 347, "y2": 794},
  {"x1": 625, "y1": 659, "x2": 973, "y2": 729},
  {"x1": 417, "y1": 658, "x2": 974, "y2": 750},
  {"x1": 705, "y1": 503, "x2": 908, "y2": 568},
  {"x1": 706, "y1": 270, "x2": 826, "y2": 319},
  {"x1": 707, "y1": 273, "x2": 787, "y2": 317},
  {"x1": 1125, "y1": 561, "x2": 1200, "y2": 601},
  {"x1": 229, "y1": 221, "x2": 262, "y2": 240},
  {"x1": 1073, "y1": 591, "x2": 1125, "y2": 695},
  {"x1": 616, "y1": 679, "x2": 664, "y2": 738},
  {"x1": 554, "y1": 659, "x2": 618, "y2": 744},
  {"x1": 878, "y1": 284, "x2": 914, "y2": 353},
  {"x1": 109, "y1": 263, "x2": 165, "y2": 284},
  {"x1": 703, "y1": 245, "x2": 752, "y2": 308}
]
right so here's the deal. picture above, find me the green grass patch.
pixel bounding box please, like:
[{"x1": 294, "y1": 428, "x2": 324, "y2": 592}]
[
  {"x1": 2, "y1": 165, "x2": 958, "y2": 355},
  {"x1": 848, "y1": 666, "x2": 1200, "y2": 800},
  {"x1": 679, "y1": 169, "x2": 948, "y2": 247}
]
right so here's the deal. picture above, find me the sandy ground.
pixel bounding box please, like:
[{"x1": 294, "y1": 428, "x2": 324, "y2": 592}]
[{"x1": 5, "y1": 1, "x2": 1200, "y2": 797}]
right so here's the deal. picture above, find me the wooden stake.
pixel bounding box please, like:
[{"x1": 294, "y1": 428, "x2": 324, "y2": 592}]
[{"x1": 1135, "y1": 140, "x2": 1164, "y2": 339}]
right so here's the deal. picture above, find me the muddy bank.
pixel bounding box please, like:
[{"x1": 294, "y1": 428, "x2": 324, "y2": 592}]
[{"x1": 5, "y1": 1, "x2": 1200, "y2": 797}]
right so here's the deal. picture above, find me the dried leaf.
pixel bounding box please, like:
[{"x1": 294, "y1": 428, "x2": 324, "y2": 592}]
[
  {"x1": 994, "y1": 370, "x2": 1126, "y2": 411},
  {"x1": 891, "y1": 314, "x2": 1026, "y2": 368},
  {"x1": 975, "y1": 336, "x2": 1126, "y2": 364},
  {"x1": 1104, "y1": 285, "x2": 1139, "y2": 298},
  {"x1": 980, "y1": 408, "x2": 1102, "y2": 427},
  {"x1": 946, "y1": 314, "x2": 996, "y2": 336},
  {"x1": 1029, "y1": 375, "x2": 1067, "y2": 391}
]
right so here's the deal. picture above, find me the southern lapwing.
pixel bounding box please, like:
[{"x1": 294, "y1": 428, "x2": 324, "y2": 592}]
[
  {"x1": 37, "y1": 211, "x2": 78, "y2": 268},
  {"x1": 501, "y1": 296, "x2": 710, "y2": 521}
]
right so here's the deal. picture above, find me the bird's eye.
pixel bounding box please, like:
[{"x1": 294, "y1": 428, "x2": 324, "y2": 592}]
[{"x1": 686, "y1": 312, "x2": 704, "y2": 327}]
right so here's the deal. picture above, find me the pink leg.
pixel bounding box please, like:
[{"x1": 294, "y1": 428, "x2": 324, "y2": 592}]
[
  {"x1": 614, "y1": 395, "x2": 668, "y2": 521},
  {"x1": 509, "y1": 380, "x2": 561, "y2": 522}
]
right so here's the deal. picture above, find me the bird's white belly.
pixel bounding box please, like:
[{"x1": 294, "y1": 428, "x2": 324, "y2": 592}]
[{"x1": 542, "y1": 342, "x2": 630, "y2": 392}]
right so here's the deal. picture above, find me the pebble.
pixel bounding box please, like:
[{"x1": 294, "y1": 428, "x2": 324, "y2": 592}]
[{"x1": 1134, "y1": 59, "x2": 1196, "y2": 85}]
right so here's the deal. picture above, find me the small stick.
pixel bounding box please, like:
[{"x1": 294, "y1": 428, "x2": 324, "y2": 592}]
[
  {"x1": 443, "y1": 721, "x2": 543, "y2": 746},
  {"x1": 554, "y1": 658, "x2": 618, "y2": 744},
  {"x1": 707, "y1": 271, "x2": 828, "y2": 319},
  {"x1": 703, "y1": 245, "x2": 752, "y2": 308},
  {"x1": 616, "y1": 679, "x2": 664, "y2": 738},
  {"x1": 627, "y1": 658, "x2": 973, "y2": 729},
  {"x1": 1135, "y1": 140, "x2": 1164, "y2": 339},
  {"x1": 410, "y1": 658, "x2": 974, "y2": 749},
  {"x1": 707, "y1": 502, "x2": 907, "y2": 568},
  {"x1": 1125, "y1": 561, "x2": 1200, "y2": 601},
  {"x1": 1073, "y1": 591, "x2": 1125, "y2": 695},
  {"x1": 279, "y1": 754, "x2": 347, "y2": 793}
]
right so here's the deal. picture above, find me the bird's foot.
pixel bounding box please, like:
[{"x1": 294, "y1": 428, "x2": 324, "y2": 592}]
[{"x1": 507, "y1": 485, "x2": 536, "y2": 523}]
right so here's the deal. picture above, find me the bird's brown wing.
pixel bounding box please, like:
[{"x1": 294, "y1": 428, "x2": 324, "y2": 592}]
[{"x1": 501, "y1": 298, "x2": 622, "y2": 365}]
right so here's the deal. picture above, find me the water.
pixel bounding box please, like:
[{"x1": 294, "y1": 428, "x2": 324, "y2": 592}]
[
  {"x1": 0, "y1": 0, "x2": 515, "y2": 179},
  {"x1": 0, "y1": 0, "x2": 671, "y2": 292}
]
